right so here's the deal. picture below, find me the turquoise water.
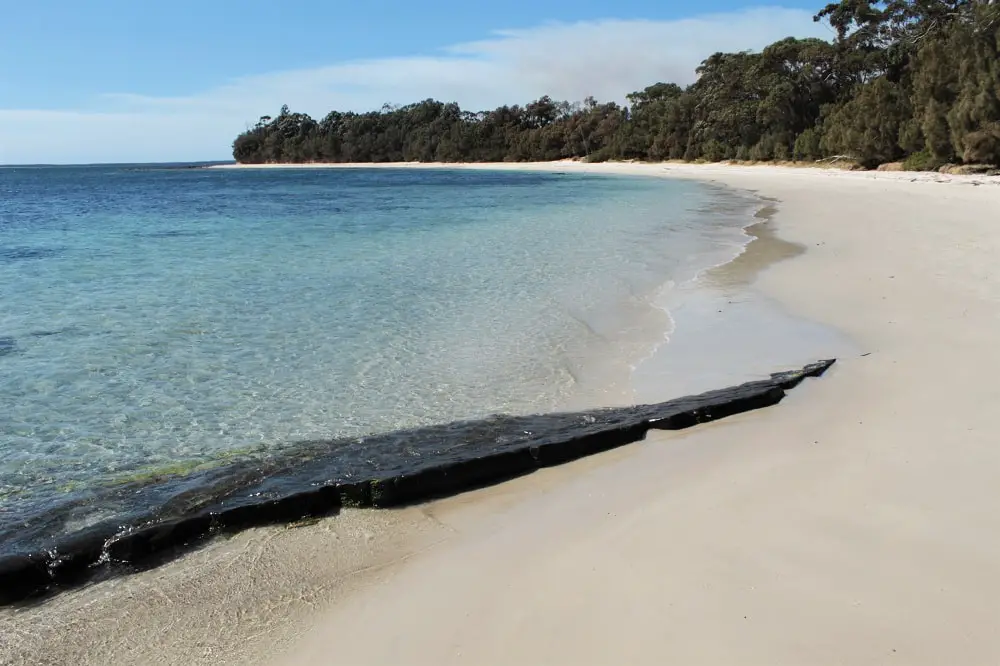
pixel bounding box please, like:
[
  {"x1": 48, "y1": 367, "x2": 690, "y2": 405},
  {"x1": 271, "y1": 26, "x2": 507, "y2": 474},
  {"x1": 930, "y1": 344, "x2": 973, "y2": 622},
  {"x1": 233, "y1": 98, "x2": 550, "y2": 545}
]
[{"x1": 0, "y1": 166, "x2": 755, "y2": 515}]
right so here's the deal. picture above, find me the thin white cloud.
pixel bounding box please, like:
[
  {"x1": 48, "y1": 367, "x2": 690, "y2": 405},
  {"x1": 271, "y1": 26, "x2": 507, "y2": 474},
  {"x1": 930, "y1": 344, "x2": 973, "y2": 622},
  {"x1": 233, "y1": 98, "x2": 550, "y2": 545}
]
[{"x1": 0, "y1": 7, "x2": 831, "y2": 164}]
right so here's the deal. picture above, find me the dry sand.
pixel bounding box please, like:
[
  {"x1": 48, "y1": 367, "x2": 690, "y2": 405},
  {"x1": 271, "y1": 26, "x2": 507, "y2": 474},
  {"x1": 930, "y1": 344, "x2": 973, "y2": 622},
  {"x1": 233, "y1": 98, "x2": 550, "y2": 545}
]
[{"x1": 268, "y1": 162, "x2": 1000, "y2": 665}]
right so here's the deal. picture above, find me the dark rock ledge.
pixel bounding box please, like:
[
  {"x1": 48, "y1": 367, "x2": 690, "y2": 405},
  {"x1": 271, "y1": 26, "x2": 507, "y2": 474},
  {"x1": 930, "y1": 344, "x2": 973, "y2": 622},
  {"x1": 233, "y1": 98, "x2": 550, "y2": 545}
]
[{"x1": 0, "y1": 359, "x2": 834, "y2": 606}]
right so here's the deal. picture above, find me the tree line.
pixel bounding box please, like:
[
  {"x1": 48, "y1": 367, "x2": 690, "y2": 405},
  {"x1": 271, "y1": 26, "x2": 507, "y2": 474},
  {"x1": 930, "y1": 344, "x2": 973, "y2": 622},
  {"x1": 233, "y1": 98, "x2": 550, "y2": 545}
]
[{"x1": 233, "y1": 0, "x2": 1000, "y2": 169}]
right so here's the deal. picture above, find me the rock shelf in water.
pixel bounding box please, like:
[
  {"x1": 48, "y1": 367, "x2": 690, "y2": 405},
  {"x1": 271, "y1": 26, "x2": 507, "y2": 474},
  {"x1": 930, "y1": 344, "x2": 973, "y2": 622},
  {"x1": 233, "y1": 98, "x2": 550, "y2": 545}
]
[{"x1": 0, "y1": 359, "x2": 834, "y2": 605}]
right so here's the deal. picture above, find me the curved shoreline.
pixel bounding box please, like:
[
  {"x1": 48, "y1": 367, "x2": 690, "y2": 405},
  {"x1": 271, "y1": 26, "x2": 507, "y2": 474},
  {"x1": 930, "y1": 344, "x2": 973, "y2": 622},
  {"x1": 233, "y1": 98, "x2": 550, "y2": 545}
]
[
  {"x1": 0, "y1": 171, "x2": 764, "y2": 555},
  {"x1": 7, "y1": 161, "x2": 1000, "y2": 666},
  {"x1": 1, "y1": 168, "x2": 810, "y2": 608},
  {"x1": 270, "y1": 162, "x2": 1000, "y2": 666}
]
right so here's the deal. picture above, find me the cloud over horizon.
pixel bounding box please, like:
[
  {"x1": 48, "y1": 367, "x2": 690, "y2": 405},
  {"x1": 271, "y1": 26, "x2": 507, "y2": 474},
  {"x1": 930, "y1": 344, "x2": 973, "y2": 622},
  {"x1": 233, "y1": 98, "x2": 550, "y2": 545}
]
[{"x1": 0, "y1": 7, "x2": 832, "y2": 164}]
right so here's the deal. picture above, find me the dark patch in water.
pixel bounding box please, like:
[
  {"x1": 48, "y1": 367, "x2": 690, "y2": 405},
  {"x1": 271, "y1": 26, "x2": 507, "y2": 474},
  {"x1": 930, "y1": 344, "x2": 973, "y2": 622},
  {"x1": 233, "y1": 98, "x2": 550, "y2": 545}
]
[
  {"x1": 28, "y1": 327, "x2": 76, "y2": 338},
  {"x1": 0, "y1": 337, "x2": 16, "y2": 356},
  {"x1": 140, "y1": 230, "x2": 206, "y2": 239},
  {"x1": 0, "y1": 247, "x2": 61, "y2": 262},
  {"x1": 0, "y1": 360, "x2": 834, "y2": 605}
]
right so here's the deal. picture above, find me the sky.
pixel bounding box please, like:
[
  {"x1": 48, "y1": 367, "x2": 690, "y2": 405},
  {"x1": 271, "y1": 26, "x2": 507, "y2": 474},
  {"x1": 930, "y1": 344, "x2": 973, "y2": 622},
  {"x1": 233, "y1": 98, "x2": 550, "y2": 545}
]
[{"x1": 0, "y1": 0, "x2": 835, "y2": 164}]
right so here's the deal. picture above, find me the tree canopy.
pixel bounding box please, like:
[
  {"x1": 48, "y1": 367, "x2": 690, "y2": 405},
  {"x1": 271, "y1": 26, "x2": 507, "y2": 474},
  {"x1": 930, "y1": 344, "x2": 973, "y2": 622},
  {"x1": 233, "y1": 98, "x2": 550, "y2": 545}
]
[{"x1": 233, "y1": 0, "x2": 1000, "y2": 168}]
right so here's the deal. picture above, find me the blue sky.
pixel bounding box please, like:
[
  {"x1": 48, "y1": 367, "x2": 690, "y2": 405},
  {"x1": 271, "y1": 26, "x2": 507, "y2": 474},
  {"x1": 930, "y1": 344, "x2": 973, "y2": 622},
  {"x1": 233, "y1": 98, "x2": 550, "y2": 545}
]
[{"x1": 1, "y1": 0, "x2": 831, "y2": 164}]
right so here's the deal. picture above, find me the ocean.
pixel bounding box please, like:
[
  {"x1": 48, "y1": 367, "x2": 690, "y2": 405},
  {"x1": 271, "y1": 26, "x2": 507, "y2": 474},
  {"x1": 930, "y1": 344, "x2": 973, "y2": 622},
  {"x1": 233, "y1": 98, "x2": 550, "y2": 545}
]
[{"x1": 0, "y1": 165, "x2": 762, "y2": 559}]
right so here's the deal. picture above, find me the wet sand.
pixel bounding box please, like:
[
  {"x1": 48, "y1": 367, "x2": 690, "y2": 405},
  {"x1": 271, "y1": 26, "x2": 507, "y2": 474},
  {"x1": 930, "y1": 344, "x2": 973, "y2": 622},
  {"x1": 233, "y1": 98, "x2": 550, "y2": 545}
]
[{"x1": 5, "y1": 162, "x2": 1000, "y2": 665}]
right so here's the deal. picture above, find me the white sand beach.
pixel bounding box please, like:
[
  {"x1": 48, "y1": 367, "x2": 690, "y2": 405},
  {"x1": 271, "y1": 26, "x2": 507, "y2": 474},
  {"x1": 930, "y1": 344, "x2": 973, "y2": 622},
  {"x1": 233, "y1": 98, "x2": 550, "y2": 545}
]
[
  {"x1": 270, "y1": 162, "x2": 1000, "y2": 665},
  {"x1": 5, "y1": 162, "x2": 1000, "y2": 665}
]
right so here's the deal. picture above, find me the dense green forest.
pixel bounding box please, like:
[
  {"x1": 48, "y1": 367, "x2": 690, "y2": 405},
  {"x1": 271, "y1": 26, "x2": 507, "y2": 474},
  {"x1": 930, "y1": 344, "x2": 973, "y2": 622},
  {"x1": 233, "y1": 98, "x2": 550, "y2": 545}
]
[{"x1": 233, "y1": 0, "x2": 1000, "y2": 168}]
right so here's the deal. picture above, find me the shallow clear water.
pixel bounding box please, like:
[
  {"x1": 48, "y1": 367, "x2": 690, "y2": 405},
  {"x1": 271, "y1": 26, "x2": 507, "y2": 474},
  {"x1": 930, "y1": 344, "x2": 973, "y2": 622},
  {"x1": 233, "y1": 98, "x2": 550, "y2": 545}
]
[{"x1": 0, "y1": 166, "x2": 755, "y2": 512}]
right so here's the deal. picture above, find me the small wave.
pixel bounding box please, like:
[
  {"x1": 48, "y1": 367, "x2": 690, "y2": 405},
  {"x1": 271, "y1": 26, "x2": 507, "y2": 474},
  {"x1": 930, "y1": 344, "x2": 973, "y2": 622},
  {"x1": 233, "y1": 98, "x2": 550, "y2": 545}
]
[
  {"x1": 140, "y1": 230, "x2": 207, "y2": 239},
  {"x1": 0, "y1": 246, "x2": 62, "y2": 262},
  {"x1": 28, "y1": 327, "x2": 80, "y2": 338}
]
